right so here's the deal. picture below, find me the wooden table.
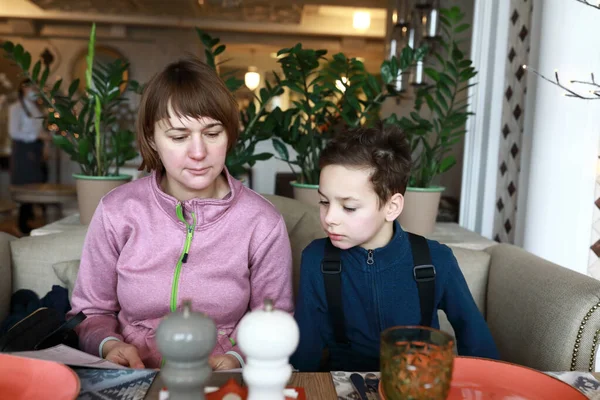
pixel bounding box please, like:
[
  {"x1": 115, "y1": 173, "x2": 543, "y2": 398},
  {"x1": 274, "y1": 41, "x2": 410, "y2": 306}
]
[
  {"x1": 144, "y1": 372, "x2": 337, "y2": 399},
  {"x1": 9, "y1": 183, "x2": 77, "y2": 223},
  {"x1": 144, "y1": 371, "x2": 600, "y2": 399}
]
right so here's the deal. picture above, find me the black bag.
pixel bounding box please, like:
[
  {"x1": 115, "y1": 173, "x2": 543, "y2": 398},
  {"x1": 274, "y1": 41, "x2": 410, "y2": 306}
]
[{"x1": 0, "y1": 307, "x2": 86, "y2": 352}]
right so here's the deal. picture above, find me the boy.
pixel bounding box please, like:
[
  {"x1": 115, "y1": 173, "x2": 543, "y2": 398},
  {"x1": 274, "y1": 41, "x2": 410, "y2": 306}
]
[{"x1": 290, "y1": 122, "x2": 499, "y2": 372}]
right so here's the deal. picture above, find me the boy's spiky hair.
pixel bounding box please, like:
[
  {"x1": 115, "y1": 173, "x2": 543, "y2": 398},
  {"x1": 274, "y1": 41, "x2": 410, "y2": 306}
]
[{"x1": 319, "y1": 122, "x2": 412, "y2": 205}]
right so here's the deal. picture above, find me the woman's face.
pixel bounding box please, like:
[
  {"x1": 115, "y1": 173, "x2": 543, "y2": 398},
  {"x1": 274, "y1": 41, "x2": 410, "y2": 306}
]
[{"x1": 152, "y1": 104, "x2": 229, "y2": 201}]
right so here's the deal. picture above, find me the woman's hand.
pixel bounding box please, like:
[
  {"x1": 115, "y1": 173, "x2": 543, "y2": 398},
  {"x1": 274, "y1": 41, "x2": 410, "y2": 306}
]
[
  {"x1": 209, "y1": 354, "x2": 241, "y2": 371},
  {"x1": 102, "y1": 340, "x2": 145, "y2": 369}
]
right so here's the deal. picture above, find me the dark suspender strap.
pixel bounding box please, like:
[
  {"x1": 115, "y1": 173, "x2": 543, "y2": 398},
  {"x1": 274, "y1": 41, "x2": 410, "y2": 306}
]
[
  {"x1": 408, "y1": 233, "x2": 436, "y2": 328},
  {"x1": 321, "y1": 239, "x2": 348, "y2": 344}
]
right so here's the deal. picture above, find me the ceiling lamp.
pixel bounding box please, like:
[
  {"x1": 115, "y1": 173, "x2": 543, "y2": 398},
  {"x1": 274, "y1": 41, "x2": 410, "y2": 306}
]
[
  {"x1": 245, "y1": 66, "x2": 260, "y2": 91},
  {"x1": 386, "y1": 0, "x2": 441, "y2": 91},
  {"x1": 353, "y1": 11, "x2": 371, "y2": 30}
]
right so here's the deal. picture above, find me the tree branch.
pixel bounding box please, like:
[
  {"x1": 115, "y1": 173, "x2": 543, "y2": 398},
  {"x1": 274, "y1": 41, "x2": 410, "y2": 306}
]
[
  {"x1": 523, "y1": 65, "x2": 600, "y2": 100},
  {"x1": 575, "y1": 0, "x2": 600, "y2": 10},
  {"x1": 571, "y1": 73, "x2": 600, "y2": 90}
]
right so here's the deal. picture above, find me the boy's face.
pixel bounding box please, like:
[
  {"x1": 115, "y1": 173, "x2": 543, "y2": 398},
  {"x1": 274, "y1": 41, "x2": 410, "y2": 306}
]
[{"x1": 318, "y1": 164, "x2": 403, "y2": 250}]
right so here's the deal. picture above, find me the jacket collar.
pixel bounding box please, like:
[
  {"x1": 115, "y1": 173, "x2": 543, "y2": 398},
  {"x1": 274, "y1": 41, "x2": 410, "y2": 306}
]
[
  {"x1": 150, "y1": 167, "x2": 242, "y2": 229},
  {"x1": 345, "y1": 220, "x2": 411, "y2": 271}
]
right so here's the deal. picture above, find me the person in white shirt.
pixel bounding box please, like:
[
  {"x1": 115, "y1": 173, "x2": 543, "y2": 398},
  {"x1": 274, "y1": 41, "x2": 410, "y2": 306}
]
[{"x1": 8, "y1": 79, "x2": 49, "y2": 234}]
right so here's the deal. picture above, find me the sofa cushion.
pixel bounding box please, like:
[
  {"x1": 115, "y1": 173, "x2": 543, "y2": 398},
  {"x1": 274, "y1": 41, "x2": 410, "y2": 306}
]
[
  {"x1": 262, "y1": 194, "x2": 325, "y2": 298},
  {"x1": 437, "y1": 245, "x2": 491, "y2": 338},
  {"x1": 52, "y1": 259, "x2": 80, "y2": 301},
  {"x1": 10, "y1": 227, "x2": 88, "y2": 297}
]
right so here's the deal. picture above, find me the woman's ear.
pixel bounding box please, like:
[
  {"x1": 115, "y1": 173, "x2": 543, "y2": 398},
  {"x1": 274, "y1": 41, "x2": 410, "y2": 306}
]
[{"x1": 385, "y1": 193, "x2": 404, "y2": 222}]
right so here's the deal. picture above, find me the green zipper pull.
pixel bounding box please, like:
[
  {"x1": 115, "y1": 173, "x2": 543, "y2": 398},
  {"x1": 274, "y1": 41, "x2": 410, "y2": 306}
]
[
  {"x1": 170, "y1": 203, "x2": 197, "y2": 312},
  {"x1": 182, "y1": 215, "x2": 196, "y2": 263}
]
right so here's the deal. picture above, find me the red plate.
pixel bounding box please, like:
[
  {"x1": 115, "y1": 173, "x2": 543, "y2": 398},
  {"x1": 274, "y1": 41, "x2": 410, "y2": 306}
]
[
  {"x1": 380, "y1": 356, "x2": 587, "y2": 399},
  {"x1": 0, "y1": 353, "x2": 80, "y2": 400}
]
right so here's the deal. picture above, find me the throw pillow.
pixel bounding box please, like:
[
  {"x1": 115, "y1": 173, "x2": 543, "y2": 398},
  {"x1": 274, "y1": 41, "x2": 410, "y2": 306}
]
[{"x1": 52, "y1": 260, "x2": 80, "y2": 302}]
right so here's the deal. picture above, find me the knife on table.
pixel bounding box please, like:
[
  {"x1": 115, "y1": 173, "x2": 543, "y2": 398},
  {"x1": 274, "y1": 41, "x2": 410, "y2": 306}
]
[{"x1": 350, "y1": 373, "x2": 370, "y2": 400}]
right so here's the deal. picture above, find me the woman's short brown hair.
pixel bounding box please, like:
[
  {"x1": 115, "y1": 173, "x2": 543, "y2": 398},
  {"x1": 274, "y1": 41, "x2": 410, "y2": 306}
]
[
  {"x1": 319, "y1": 122, "x2": 412, "y2": 205},
  {"x1": 136, "y1": 56, "x2": 239, "y2": 172}
]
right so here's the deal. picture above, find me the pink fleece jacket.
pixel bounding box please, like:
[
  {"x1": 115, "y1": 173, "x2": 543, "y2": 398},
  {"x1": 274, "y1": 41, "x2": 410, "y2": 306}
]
[{"x1": 68, "y1": 170, "x2": 293, "y2": 368}]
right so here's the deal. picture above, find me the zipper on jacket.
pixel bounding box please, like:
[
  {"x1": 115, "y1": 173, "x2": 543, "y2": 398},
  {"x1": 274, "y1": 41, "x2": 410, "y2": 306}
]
[
  {"x1": 170, "y1": 202, "x2": 196, "y2": 313},
  {"x1": 367, "y1": 249, "x2": 382, "y2": 331}
]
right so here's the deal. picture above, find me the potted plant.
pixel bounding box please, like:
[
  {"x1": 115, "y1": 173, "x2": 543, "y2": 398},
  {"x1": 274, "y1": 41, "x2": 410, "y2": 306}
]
[
  {"x1": 193, "y1": 30, "x2": 423, "y2": 206},
  {"x1": 390, "y1": 6, "x2": 478, "y2": 235},
  {"x1": 197, "y1": 29, "x2": 283, "y2": 184},
  {"x1": 3, "y1": 23, "x2": 139, "y2": 224},
  {"x1": 192, "y1": 7, "x2": 475, "y2": 222},
  {"x1": 268, "y1": 44, "x2": 420, "y2": 205}
]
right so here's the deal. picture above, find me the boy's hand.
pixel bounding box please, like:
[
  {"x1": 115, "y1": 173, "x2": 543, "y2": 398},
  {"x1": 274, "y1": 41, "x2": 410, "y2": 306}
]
[
  {"x1": 102, "y1": 340, "x2": 145, "y2": 369},
  {"x1": 209, "y1": 354, "x2": 241, "y2": 370}
]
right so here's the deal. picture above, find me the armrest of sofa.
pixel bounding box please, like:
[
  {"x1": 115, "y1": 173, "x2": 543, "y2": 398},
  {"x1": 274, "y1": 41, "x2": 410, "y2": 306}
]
[
  {"x1": 485, "y1": 243, "x2": 600, "y2": 372},
  {"x1": 0, "y1": 232, "x2": 17, "y2": 323}
]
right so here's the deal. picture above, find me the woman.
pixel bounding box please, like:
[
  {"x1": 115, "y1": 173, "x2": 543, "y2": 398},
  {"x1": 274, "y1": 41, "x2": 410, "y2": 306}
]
[
  {"x1": 68, "y1": 57, "x2": 293, "y2": 370},
  {"x1": 7, "y1": 79, "x2": 49, "y2": 234}
]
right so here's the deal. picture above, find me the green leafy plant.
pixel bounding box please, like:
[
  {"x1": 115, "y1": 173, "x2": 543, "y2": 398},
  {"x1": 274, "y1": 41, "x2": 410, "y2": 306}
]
[
  {"x1": 197, "y1": 29, "x2": 284, "y2": 178},
  {"x1": 391, "y1": 7, "x2": 478, "y2": 188},
  {"x1": 268, "y1": 44, "x2": 422, "y2": 185},
  {"x1": 195, "y1": 6, "x2": 476, "y2": 188},
  {"x1": 2, "y1": 23, "x2": 138, "y2": 176},
  {"x1": 270, "y1": 45, "x2": 332, "y2": 185},
  {"x1": 198, "y1": 31, "x2": 423, "y2": 185}
]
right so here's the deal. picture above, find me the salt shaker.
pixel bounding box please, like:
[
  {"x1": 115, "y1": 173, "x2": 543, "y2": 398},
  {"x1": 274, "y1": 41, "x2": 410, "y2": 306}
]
[
  {"x1": 237, "y1": 299, "x2": 300, "y2": 400},
  {"x1": 156, "y1": 300, "x2": 216, "y2": 400}
]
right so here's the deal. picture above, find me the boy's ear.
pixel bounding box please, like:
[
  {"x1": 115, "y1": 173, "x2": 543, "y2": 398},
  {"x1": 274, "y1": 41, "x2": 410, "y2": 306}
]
[{"x1": 385, "y1": 193, "x2": 404, "y2": 221}]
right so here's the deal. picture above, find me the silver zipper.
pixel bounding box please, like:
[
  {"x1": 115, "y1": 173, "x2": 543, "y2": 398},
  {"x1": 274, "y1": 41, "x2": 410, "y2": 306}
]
[{"x1": 367, "y1": 249, "x2": 374, "y2": 265}]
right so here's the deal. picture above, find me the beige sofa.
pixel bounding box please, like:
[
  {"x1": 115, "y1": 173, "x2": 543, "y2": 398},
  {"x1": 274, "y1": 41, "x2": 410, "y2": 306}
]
[{"x1": 1, "y1": 194, "x2": 599, "y2": 373}]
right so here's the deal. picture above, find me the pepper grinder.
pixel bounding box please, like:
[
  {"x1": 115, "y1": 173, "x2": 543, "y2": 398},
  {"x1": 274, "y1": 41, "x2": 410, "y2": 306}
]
[
  {"x1": 237, "y1": 299, "x2": 300, "y2": 400},
  {"x1": 156, "y1": 300, "x2": 216, "y2": 400}
]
